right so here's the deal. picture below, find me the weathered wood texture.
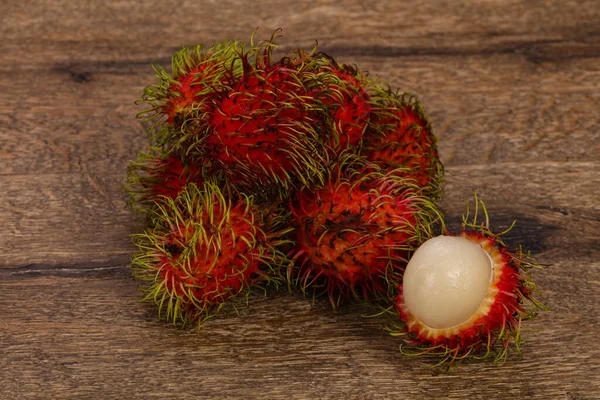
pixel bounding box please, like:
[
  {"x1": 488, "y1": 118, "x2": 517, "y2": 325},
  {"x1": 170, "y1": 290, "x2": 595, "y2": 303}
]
[{"x1": 1, "y1": 0, "x2": 599, "y2": 399}]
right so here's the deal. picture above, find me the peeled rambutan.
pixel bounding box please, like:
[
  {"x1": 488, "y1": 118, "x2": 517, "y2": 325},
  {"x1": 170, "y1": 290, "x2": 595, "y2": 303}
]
[
  {"x1": 362, "y1": 94, "x2": 443, "y2": 194},
  {"x1": 131, "y1": 182, "x2": 292, "y2": 326},
  {"x1": 288, "y1": 156, "x2": 442, "y2": 307},
  {"x1": 390, "y1": 198, "x2": 544, "y2": 364}
]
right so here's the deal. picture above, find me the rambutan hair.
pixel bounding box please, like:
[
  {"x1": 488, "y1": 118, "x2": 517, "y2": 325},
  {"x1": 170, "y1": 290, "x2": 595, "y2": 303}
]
[
  {"x1": 362, "y1": 91, "x2": 443, "y2": 197},
  {"x1": 197, "y1": 34, "x2": 379, "y2": 200},
  {"x1": 204, "y1": 59, "x2": 334, "y2": 199},
  {"x1": 130, "y1": 181, "x2": 293, "y2": 326},
  {"x1": 303, "y1": 52, "x2": 373, "y2": 152},
  {"x1": 125, "y1": 147, "x2": 210, "y2": 214},
  {"x1": 288, "y1": 155, "x2": 443, "y2": 307},
  {"x1": 136, "y1": 39, "x2": 245, "y2": 148}
]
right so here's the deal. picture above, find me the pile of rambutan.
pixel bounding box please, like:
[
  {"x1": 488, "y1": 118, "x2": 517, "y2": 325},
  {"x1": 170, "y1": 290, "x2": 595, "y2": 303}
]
[{"x1": 126, "y1": 30, "x2": 543, "y2": 365}]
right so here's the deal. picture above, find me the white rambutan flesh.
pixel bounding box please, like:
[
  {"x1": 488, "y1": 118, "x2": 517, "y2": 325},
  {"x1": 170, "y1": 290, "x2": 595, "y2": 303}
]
[{"x1": 402, "y1": 235, "x2": 494, "y2": 330}]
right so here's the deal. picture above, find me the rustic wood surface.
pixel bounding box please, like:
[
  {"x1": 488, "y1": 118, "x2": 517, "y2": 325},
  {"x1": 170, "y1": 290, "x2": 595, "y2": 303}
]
[{"x1": 1, "y1": 0, "x2": 599, "y2": 399}]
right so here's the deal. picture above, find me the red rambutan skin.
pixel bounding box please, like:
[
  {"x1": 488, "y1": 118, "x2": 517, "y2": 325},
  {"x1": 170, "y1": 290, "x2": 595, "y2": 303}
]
[
  {"x1": 362, "y1": 103, "x2": 441, "y2": 190},
  {"x1": 289, "y1": 167, "x2": 430, "y2": 304},
  {"x1": 315, "y1": 67, "x2": 371, "y2": 151},
  {"x1": 126, "y1": 151, "x2": 209, "y2": 214},
  {"x1": 157, "y1": 201, "x2": 264, "y2": 308},
  {"x1": 136, "y1": 40, "x2": 244, "y2": 152},
  {"x1": 147, "y1": 156, "x2": 204, "y2": 200},
  {"x1": 131, "y1": 183, "x2": 290, "y2": 325},
  {"x1": 206, "y1": 64, "x2": 325, "y2": 187},
  {"x1": 162, "y1": 63, "x2": 222, "y2": 124}
]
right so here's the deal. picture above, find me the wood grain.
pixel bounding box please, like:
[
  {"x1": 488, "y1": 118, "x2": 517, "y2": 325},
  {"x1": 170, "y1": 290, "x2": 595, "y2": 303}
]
[
  {"x1": 0, "y1": 273, "x2": 598, "y2": 400},
  {"x1": 1, "y1": 0, "x2": 599, "y2": 398}
]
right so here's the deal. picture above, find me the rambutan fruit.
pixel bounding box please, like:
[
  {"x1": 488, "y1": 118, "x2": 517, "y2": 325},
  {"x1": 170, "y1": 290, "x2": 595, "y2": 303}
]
[
  {"x1": 390, "y1": 198, "x2": 544, "y2": 364},
  {"x1": 204, "y1": 50, "x2": 333, "y2": 198},
  {"x1": 125, "y1": 148, "x2": 209, "y2": 213},
  {"x1": 137, "y1": 40, "x2": 243, "y2": 146},
  {"x1": 288, "y1": 156, "x2": 443, "y2": 307},
  {"x1": 131, "y1": 182, "x2": 292, "y2": 326},
  {"x1": 306, "y1": 53, "x2": 372, "y2": 152},
  {"x1": 362, "y1": 93, "x2": 443, "y2": 195}
]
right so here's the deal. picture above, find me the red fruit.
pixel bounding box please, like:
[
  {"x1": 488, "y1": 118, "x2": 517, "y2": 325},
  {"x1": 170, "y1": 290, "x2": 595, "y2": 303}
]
[
  {"x1": 289, "y1": 159, "x2": 441, "y2": 306},
  {"x1": 138, "y1": 41, "x2": 242, "y2": 145},
  {"x1": 131, "y1": 182, "x2": 291, "y2": 325},
  {"x1": 161, "y1": 62, "x2": 222, "y2": 125},
  {"x1": 362, "y1": 100, "x2": 442, "y2": 192},
  {"x1": 148, "y1": 156, "x2": 203, "y2": 199},
  {"x1": 312, "y1": 60, "x2": 372, "y2": 150},
  {"x1": 206, "y1": 64, "x2": 329, "y2": 194},
  {"x1": 126, "y1": 150, "x2": 207, "y2": 212}
]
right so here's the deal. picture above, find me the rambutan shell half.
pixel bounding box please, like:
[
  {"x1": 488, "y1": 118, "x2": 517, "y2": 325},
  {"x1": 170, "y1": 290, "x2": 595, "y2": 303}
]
[{"x1": 390, "y1": 199, "x2": 544, "y2": 364}]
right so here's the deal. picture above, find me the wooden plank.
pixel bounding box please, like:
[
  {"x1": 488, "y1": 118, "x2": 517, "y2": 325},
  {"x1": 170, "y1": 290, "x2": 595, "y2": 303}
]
[
  {"x1": 0, "y1": 70, "x2": 148, "y2": 175},
  {"x1": 2, "y1": 55, "x2": 598, "y2": 268},
  {"x1": 1, "y1": 162, "x2": 597, "y2": 269},
  {"x1": 0, "y1": 270, "x2": 598, "y2": 400},
  {"x1": 2, "y1": 0, "x2": 599, "y2": 68},
  {"x1": 2, "y1": 55, "x2": 598, "y2": 175},
  {"x1": 0, "y1": 173, "x2": 136, "y2": 268},
  {"x1": 1, "y1": 0, "x2": 599, "y2": 398}
]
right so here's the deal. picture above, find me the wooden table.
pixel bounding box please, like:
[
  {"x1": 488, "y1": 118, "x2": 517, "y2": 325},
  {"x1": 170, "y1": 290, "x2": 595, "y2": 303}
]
[{"x1": 2, "y1": 1, "x2": 599, "y2": 399}]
